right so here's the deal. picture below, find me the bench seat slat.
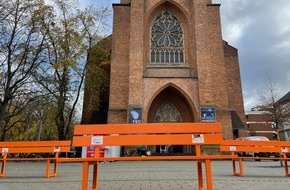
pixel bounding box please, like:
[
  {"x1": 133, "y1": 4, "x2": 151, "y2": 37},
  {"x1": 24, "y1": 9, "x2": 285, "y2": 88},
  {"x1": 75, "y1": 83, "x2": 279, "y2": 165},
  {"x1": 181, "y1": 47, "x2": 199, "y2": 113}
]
[
  {"x1": 73, "y1": 123, "x2": 222, "y2": 135},
  {"x1": 72, "y1": 134, "x2": 223, "y2": 146},
  {"x1": 59, "y1": 155, "x2": 237, "y2": 163}
]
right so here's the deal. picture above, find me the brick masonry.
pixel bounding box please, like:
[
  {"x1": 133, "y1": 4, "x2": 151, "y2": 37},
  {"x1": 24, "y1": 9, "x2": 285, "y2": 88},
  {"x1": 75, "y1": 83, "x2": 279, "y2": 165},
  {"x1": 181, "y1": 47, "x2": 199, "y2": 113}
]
[{"x1": 107, "y1": 0, "x2": 245, "y2": 140}]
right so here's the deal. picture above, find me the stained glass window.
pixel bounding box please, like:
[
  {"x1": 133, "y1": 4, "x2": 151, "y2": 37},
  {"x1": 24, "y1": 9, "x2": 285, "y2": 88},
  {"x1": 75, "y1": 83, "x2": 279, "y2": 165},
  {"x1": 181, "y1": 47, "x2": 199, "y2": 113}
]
[
  {"x1": 151, "y1": 10, "x2": 184, "y2": 64},
  {"x1": 154, "y1": 101, "x2": 182, "y2": 122}
]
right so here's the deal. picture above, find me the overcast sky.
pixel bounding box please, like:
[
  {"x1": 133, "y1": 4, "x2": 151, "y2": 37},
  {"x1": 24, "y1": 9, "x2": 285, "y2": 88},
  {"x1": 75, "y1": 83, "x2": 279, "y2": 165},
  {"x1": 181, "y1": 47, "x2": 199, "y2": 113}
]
[
  {"x1": 213, "y1": 0, "x2": 290, "y2": 111},
  {"x1": 80, "y1": 0, "x2": 290, "y2": 111}
]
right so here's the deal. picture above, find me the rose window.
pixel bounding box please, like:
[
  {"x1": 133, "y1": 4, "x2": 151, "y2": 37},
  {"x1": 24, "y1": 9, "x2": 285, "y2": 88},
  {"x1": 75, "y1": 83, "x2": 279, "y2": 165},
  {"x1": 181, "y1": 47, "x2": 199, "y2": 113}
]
[{"x1": 151, "y1": 11, "x2": 184, "y2": 64}]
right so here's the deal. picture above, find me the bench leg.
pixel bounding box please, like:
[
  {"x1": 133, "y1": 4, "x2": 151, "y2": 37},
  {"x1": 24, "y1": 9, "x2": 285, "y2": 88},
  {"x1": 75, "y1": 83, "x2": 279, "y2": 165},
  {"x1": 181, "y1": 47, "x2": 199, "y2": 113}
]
[
  {"x1": 0, "y1": 160, "x2": 6, "y2": 177},
  {"x1": 232, "y1": 158, "x2": 243, "y2": 177},
  {"x1": 197, "y1": 160, "x2": 213, "y2": 190},
  {"x1": 45, "y1": 160, "x2": 51, "y2": 178},
  {"x1": 197, "y1": 160, "x2": 204, "y2": 190},
  {"x1": 284, "y1": 159, "x2": 289, "y2": 177},
  {"x1": 232, "y1": 159, "x2": 237, "y2": 175},
  {"x1": 82, "y1": 161, "x2": 90, "y2": 190},
  {"x1": 0, "y1": 154, "x2": 7, "y2": 177},
  {"x1": 92, "y1": 162, "x2": 99, "y2": 190},
  {"x1": 45, "y1": 159, "x2": 58, "y2": 178},
  {"x1": 205, "y1": 159, "x2": 213, "y2": 190}
]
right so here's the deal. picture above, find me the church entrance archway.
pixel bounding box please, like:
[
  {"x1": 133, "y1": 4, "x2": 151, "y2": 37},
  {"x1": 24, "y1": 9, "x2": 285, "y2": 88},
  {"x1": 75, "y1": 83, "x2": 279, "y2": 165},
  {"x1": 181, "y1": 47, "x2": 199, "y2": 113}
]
[{"x1": 147, "y1": 85, "x2": 195, "y2": 155}]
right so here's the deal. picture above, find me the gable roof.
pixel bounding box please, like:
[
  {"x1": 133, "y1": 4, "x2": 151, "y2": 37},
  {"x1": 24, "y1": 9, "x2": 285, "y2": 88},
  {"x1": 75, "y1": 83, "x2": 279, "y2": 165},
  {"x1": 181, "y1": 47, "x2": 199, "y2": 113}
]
[
  {"x1": 230, "y1": 110, "x2": 245, "y2": 129},
  {"x1": 277, "y1": 91, "x2": 290, "y2": 104}
]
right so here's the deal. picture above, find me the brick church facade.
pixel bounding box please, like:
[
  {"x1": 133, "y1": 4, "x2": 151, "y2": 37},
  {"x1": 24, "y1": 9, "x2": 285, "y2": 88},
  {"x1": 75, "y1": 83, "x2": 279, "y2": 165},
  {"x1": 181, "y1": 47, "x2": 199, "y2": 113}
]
[{"x1": 82, "y1": 0, "x2": 246, "y2": 155}]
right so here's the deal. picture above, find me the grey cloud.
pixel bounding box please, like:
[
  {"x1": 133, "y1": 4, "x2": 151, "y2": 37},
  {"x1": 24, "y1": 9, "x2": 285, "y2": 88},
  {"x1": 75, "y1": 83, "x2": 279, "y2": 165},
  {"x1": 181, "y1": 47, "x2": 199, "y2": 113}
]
[
  {"x1": 214, "y1": 0, "x2": 290, "y2": 110},
  {"x1": 100, "y1": 0, "x2": 290, "y2": 111}
]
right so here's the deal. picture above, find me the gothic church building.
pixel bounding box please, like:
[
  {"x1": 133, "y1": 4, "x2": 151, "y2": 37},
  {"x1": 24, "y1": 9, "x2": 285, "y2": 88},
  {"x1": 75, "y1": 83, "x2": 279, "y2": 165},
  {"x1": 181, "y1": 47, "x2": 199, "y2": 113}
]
[{"x1": 83, "y1": 0, "x2": 246, "y2": 155}]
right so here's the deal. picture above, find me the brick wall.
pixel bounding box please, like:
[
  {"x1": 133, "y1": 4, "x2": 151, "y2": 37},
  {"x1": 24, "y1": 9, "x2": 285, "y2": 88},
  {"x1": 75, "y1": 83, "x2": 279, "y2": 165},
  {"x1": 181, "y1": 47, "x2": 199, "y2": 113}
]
[
  {"x1": 106, "y1": 0, "x2": 243, "y2": 139},
  {"x1": 108, "y1": 4, "x2": 131, "y2": 124}
]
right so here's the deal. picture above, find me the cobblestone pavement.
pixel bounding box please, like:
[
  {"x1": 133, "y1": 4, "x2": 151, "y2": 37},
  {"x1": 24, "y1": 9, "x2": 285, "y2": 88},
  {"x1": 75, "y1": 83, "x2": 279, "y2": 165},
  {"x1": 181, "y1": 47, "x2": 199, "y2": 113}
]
[{"x1": 0, "y1": 160, "x2": 289, "y2": 190}]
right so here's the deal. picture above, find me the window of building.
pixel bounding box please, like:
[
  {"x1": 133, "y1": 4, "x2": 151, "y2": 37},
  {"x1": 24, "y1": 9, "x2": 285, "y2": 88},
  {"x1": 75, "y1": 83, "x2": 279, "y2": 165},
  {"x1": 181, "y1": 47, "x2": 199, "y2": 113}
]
[
  {"x1": 150, "y1": 10, "x2": 184, "y2": 65},
  {"x1": 154, "y1": 101, "x2": 182, "y2": 122}
]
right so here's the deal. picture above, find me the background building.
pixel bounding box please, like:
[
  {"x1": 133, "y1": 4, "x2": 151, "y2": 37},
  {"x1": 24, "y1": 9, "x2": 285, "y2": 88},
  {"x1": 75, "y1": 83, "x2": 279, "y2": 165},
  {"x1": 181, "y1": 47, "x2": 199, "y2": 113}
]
[
  {"x1": 277, "y1": 91, "x2": 290, "y2": 130},
  {"x1": 82, "y1": 0, "x2": 246, "y2": 155},
  {"x1": 245, "y1": 109, "x2": 277, "y2": 140},
  {"x1": 244, "y1": 91, "x2": 290, "y2": 141},
  {"x1": 277, "y1": 91, "x2": 290, "y2": 141}
]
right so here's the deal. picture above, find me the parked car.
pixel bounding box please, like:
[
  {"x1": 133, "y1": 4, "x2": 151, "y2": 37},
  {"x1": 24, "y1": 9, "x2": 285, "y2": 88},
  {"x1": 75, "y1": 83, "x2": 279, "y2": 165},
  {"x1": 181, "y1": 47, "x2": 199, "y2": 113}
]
[{"x1": 235, "y1": 136, "x2": 280, "y2": 161}]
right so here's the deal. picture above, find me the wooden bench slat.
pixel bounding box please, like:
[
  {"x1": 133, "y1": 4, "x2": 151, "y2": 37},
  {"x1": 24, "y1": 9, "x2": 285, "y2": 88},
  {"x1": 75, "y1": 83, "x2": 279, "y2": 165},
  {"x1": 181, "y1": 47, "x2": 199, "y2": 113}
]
[
  {"x1": 0, "y1": 141, "x2": 71, "y2": 147},
  {"x1": 59, "y1": 155, "x2": 237, "y2": 163},
  {"x1": 73, "y1": 123, "x2": 222, "y2": 135},
  {"x1": 220, "y1": 139, "x2": 290, "y2": 178},
  {"x1": 70, "y1": 122, "x2": 225, "y2": 190},
  {"x1": 220, "y1": 145, "x2": 286, "y2": 153},
  {"x1": 0, "y1": 140, "x2": 71, "y2": 178},
  {"x1": 2, "y1": 147, "x2": 71, "y2": 153},
  {"x1": 221, "y1": 140, "x2": 290, "y2": 147},
  {"x1": 72, "y1": 134, "x2": 223, "y2": 147}
]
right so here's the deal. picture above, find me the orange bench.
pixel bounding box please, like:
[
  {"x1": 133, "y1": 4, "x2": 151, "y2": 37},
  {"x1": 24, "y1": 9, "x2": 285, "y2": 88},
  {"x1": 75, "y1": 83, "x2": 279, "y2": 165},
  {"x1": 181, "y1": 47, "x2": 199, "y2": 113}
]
[
  {"x1": 64, "y1": 122, "x2": 234, "y2": 190},
  {"x1": 220, "y1": 140, "x2": 290, "y2": 177},
  {"x1": 0, "y1": 141, "x2": 71, "y2": 178}
]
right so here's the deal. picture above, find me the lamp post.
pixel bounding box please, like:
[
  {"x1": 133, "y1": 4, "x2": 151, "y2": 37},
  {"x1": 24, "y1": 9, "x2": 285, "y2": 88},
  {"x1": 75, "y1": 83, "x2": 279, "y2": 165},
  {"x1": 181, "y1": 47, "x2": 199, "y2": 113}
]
[{"x1": 0, "y1": 89, "x2": 4, "y2": 102}]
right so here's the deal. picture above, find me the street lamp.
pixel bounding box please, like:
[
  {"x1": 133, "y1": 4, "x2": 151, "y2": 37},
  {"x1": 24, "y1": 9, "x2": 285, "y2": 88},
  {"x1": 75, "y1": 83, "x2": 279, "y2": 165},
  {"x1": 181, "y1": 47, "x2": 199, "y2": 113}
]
[{"x1": 0, "y1": 89, "x2": 4, "y2": 102}]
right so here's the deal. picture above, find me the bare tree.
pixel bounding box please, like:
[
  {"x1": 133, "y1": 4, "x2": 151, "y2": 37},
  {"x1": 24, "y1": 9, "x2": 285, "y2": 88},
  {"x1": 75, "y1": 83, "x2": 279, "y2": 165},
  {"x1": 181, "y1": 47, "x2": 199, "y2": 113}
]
[
  {"x1": 0, "y1": 0, "x2": 111, "y2": 141},
  {"x1": 0, "y1": 0, "x2": 51, "y2": 140},
  {"x1": 257, "y1": 76, "x2": 290, "y2": 167},
  {"x1": 33, "y1": 0, "x2": 110, "y2": 140},
  {"x1": 257, "y1": 76, "x2": 289, "y2": 132}
]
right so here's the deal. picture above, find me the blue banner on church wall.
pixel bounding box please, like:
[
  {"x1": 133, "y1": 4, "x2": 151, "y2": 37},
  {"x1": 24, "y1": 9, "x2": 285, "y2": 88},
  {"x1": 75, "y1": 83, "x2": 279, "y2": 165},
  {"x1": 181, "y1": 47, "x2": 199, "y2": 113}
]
[
  {"x1": 201, "y1": 107, "x2": 215, "y2": 122},
  {"x1": 129, "y1": 108, "x2": 142, "y2": 123}
]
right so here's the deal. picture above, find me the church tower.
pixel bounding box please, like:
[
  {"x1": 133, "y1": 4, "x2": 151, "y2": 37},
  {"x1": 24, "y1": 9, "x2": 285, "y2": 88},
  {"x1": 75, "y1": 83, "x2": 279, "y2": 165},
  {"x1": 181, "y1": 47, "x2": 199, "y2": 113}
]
[{"x1": 107, "y1": 0, "x2": 246, "y2": 154}]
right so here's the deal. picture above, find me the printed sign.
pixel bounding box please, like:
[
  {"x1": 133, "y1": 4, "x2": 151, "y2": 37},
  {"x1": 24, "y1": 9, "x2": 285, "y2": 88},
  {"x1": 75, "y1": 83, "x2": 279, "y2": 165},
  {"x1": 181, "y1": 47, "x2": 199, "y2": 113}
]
[
  {"x1": 201, "y1": 107, "x2": 215, "y2": 122},
  {"x1": 229, "y1": 146, "x2": 237, "y2": 151},
  {"x1": 192, "y1": 134, "x2": 204, "y2": 143},
  {"x1": 54, "y1": 147, "x2": 61, "y2": 152},
  {"x1": 281, "y1": 147, "x2": 288, "y2": 153},
  {"x1": 2, "y1": 148, "x2": 9, "y2": 153},
  {"x1": 129, "y1": 108, "x2": 142, "y2": 123},
  {"x1": 91, "y1": 136, "x2": 103, "y2": 145},
  {"x1": 86, "y1": 146, "x2": 95, "y2": 158}
]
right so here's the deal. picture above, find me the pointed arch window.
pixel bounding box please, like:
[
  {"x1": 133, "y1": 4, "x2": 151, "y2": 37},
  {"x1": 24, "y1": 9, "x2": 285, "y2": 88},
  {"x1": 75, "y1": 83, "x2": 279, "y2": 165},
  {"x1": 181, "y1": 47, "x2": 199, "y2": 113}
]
[{"x1": 150, "y1": 10, "x2": 184, "y2": 64}]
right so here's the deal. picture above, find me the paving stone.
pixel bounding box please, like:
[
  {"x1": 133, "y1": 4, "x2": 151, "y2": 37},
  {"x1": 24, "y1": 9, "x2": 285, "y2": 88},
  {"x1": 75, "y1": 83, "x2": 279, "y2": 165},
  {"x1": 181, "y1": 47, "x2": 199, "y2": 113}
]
[{"x1": 0, "y1": 160, "x2": 289, "y2": 190}]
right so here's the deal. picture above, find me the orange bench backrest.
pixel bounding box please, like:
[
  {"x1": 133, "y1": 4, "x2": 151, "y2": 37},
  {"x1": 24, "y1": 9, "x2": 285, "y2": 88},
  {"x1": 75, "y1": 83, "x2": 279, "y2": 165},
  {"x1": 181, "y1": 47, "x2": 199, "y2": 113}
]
[
  {"x1": 0, "y1": 141, "x2": 71, "y2": 153},
  {"x1": 220, "y1": 140, "x2": 290, "y2": 154},
  {"x1": 72, "y1": 122, "x2": 223, "y2": 147}
]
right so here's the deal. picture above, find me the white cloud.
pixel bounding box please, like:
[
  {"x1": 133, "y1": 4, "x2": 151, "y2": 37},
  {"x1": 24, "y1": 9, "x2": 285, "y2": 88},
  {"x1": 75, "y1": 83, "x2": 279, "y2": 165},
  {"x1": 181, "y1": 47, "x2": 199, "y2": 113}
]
[
  {"x1": 76, "y1": 0, "x2": 290, "y2": 113},
  {"x1": 274, "y1": 2, "x2": 290, "y2": 33},
  {"x1": 243, "y1": 96, "x2": 257, "y2": 111},
  {"x1": 222, "y1": 18, "x2": 252, "y2": 45},
  {"x1": 214, "y1": 0, "x2": 290, "y2": 111},
  {"x1": 276, "y1": 41, "x2": 290, "y2": 50}
]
